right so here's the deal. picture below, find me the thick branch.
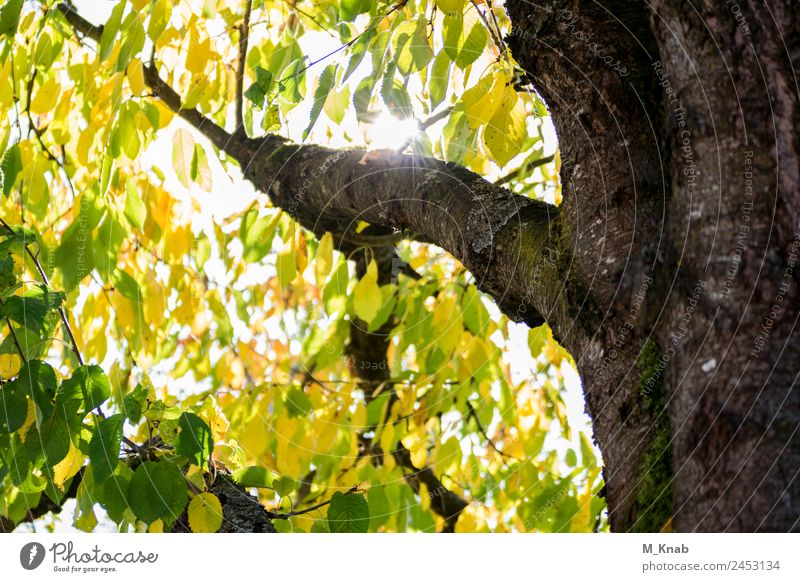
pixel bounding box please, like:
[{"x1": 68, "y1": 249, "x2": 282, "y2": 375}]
[
  {"x1": 348, "y1": 251, "x2": 469, "y2": 532},
  {"x1": 57, "y1": 1, "x2": 563, "y2": 329}
]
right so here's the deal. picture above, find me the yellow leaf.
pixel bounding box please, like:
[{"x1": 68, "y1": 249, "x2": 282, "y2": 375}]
[
  {"x1": 434, "y1": 0, "x2": 465, "y2": 12},
  {"x1": 30, "y1": 76, "x2": 60, "y2": 114},
  {"x1": 315, "y1": 232, "x2": 334, "y2": 286},
  {"x1": 528, "y1": 324, "x2": 553, "y2": 357},
  {"x1": 187, "y1": 492, "x2": 223, "y2": 533},
  {"x1": 295, "y1": 230, "x2": 308, "y2": 274},
  {"x1": 455, "y1": 507, "x2": 478, "y2": 533},
  {"x1": 149, "y1": 519, "x2": 164, "y2": 533},
  {"x1": 126, "y1": 58, "x2": 145, "y2": 95},
  {"x1": 431, "y1": 293, "x2": 463, "y2": 355},
  {"x1": 463, "y1": 71, "x2": 506, "y2": 128},
  {"x1": 185, "y1": 30, "x2": 211, "y2": 75},
  {"x1": 419, "y1": 482, "x2": 431, "y2": 511},
  {"x1": 0, "y1": 353, "x2": 21, "y2": 379},
  {"x1": 277, "y1": 229, "x2": 297, "y2": 288},
  {"x1": 52, "y1": 441, "x2": 85, "y2": 489},
  {"x1": 351, "y1": 402, "x2": 367, "y2": 430},
  {"x1": 353, "y1": 259, "x2": 382, "y2": 324},
  {"x1": 483, "y1": 87, "x2": 527, "y2": 167}
]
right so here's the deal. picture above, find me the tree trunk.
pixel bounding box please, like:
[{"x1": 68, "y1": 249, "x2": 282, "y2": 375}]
[{"x1": 506, "y1": 0, "x2": 800, "y2": 532}]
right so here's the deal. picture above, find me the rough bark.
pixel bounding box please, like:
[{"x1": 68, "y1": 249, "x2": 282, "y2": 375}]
[{"x1": 507, "y1": 0, "x2": 800, "y2": 532}]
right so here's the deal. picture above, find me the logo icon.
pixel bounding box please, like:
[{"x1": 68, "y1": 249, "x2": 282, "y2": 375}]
[{"x1": 19, "y1": 542, "x2": 46, "y2": 570}]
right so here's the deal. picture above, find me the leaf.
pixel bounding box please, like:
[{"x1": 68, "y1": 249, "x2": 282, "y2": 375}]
[
  {"x1": 52, "y1": 440, "x2": 84, "y2": 489},
  {"x1": 231, "y1": 466, "x2": 276, "y2": 489},
  {"x1": 327, "y1": 492, "x2": 369, "y2": 533},
  {"x1": 429, "y1": 51, "x2": 450, "y2": 110},
  {"x1": 28, "y1": 414, "x2": 70, "y2": 467},
  {"x1": 0, "y1": 0, "x2": 23, "y2": 36},
  {"x1": 116, "y1": 13, "x2": 145, "y2": 73},
  {"x1": 88, "y1": 414, "x2": 125, "y2": 484},
  {"x1": 528, "y1": 323, "x2": 552, "y2": 357},
  {"x1": 315, "y1": 232, "x2": 334, "y2": 285},
  {"x1": 128, "y1": 461, "x2": 188, "y2": 524},
  {"x1": 1, "y1": 143, "x2": 22, "y2": 197},
  {"x1": 191, "y1": 143, "x2": 212, "y2": 192},
  {"x1": 123, "y1": 177, "x2": 146, "y2": 229},
  {"x1": 0, "y1": 353, "x2": 20, "y2": 379},
  {"x1": 285, "y1": 387, "x2": 311, "y2": 418},
  {"x1": 99, "y1": 0, "x2": 127, "y2": 62},
  {"x1": 303, "y1": 64, "x2": 337, "y2": 140},
  {"x1": 171, "y1": 128, "x2": 195, "y2": 188},
  {"x1": 483, "y1": 87, "x2": 527, "y2": 167},
  {"x1": 393, "y1": 18, "x2": 433, "y2": 75},
  {"x1": 276, "y1": 232, "x2": 297, "y2": 288},
  {"x1": 340, "y1": 0, "x2": 370, "y2": 21},
  {"x1": 0, "y1": 377, "x2": 27, "y2": 433},
  {"x1": 16, "y1": 359, "x2": 56, "y2": 418},
  {"x1": 443, "y1": 9, "x2": 487, "y2": 69},
  {"x1": 147, "y1": 0, "x2": 172, "y2": 42},
  {"x1": 353, "y1": 259, "x2": 382, "y2": 324},
  {"x1": 187, "y1": 492, "x2": 223, "y2": 533},
  {"x1": 61, "y1": 365, "x2": 110, "y2": 413},
  {"x1": 176, "y1": 412, "x2": 213, "y2": 469},
  {"x1": 240, "y1": 208, "x2": 280, "y2": 263},
  {"x1": 0, "y1": 286, "x2": 65, "y2": 334},
  {"x1": 434, "y1": 0, "x2": 465, "y2": 12},
  {"x1": 462, "y1": 71, "x2": 506, "y2": 128}
]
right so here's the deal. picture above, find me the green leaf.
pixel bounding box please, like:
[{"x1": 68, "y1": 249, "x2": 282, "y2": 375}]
[
  {"x1": 172, "y1": 128, "x2": 195, "y2": 188},
  {"x1": 93, "y1": 463, "x2": 133, "y2": 522},
  {"x1": 285, "y1": 387, "x2": 311, "y2": 418},
  {"x1": 116, "y1": 13, "x2": 145, "y2": 72},
  {"x1": 0, "y1": 378, "x2": 28, "y2": 433},
  {"x1": 443, "y1": 10, "x2": 487, "y2": 69},
  {"x1": 27, "y1": 414, "x2": 70, "y2": 467},
  {"x1": 89, "y1": 414, "x2": 125, "y2": 484},
  {"x1": 64, "y1": 365, "x2": 111, "y2": 413},
  {"x1": 274, "y1": 475, "x2": 294, "y2": 497},
  {"x1": 393, "y1": 18, "x2": 433, "y2": 75},
  {"x1": 340, "y1": 0, "x2": 370, "y2": 21},
  {"x1": 16, "y1": 359, "x2": 56, "y2": 419},
  {"x1": 0, "y1": 285, "x2": 65, "y2": 334},
  {"x1": 123, "y1": 177, "x2": 146, "y2": 229},
  {"x1": 231, "y1": 466, "x2": 277, "y2": 489},
  {"x1": 429, "y1": 51, "x2": 451, "y2": 110},
  {"x1": 528, "y1": 323, "x2": 552, "y2": 357},
  {"x1": 99, "y1": 0, "x2": 127, "y2": 62},
  {"x1": 327, "y1": 492, "x2": 369, "y2": 533},
  {"x1": 175, "y1": 412, "x2": 213, "y2": 469},
  {"x1": 128, "y1": 461, "x2": 188, "y2": 524},
  {"x1": 1, "y1": 143, "x2": 22, "y2": 197},
  {"x1": 240, "y1": 207, "x2": 280, "y2": 263},
  {"x1": 0, "y1": 0, "x2": 23, "y2": 37},
  {"x1": 303, "y1": 64, "x2": 337, "y2": 140},
  {"x1": 147, "y1": 0, "x2": 172, "y2": 42},
  {"x1": 191, "y1": 143, "x2": 212, "y2": 192}
]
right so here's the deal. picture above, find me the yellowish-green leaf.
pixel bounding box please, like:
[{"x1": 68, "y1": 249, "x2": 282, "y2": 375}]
[
  {"x1": 483, "y1": 87, "x2": 527, "y2": 167},
  {"x1": 315, "y1": 232, "x2": 334, "y2": 285},
  {"x1": 52, "y1": 441, "x2": 84, "y2": 489},
  {"x1": 187, "y1": 492, "x2": 223, "y2": 533},
  {"x1": 172, "y1": 128, "x2": 194, "y2": 188},
  {"x1": 353, "y1": 259, "x2": 381, "y2": 324},
  {"x1": 277, "y1": 231, "x2": 297, "y2": 288},
  {"x1": 463, "y1": 71, "x2": 506, "y2": 129}
]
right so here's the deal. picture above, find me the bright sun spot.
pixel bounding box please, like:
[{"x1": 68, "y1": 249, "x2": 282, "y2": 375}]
[{"x1": 367, "y1": 113, "x2": 419, "y2": 150}]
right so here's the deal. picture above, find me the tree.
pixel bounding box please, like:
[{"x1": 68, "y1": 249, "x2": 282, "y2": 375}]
[{"x1": 0, "y1": 0, "x2": 796, "y2": 534}]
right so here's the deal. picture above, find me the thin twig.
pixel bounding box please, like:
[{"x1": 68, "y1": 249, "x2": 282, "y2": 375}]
[
  {"x1": 267, "y1": 485, "x2": 360, "y2": 519},
  {"x1": 465, "y1": 400, "x2": 520, "y2": 462},
  {"x1": 234, "y1": 0, "x2": 252, "y2": 137}
]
